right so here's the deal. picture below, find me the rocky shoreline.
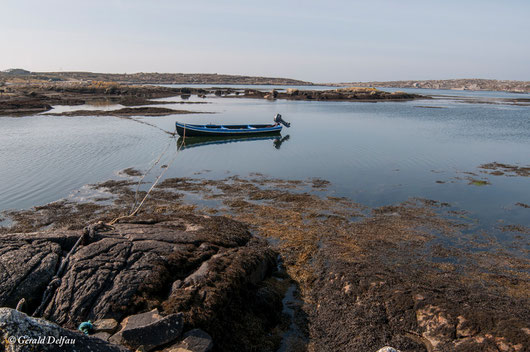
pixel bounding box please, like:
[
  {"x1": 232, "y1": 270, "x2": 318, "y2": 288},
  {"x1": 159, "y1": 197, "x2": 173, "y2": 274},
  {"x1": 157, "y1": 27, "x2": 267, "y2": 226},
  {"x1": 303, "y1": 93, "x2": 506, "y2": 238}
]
[
  {"x1": 4, "y1": 81, "x2": 529, "y2": 118},
  {"x1": 0, "y1": 82, "x2": 424, "y2": 117},
  {"x1": 0, "y1": 82, "x2": 198, "y2": 116},
  {"x1": 43, "y1": 107, "x2": 209, "y2": 117},
  {"x1": 1, "y1": 173, "x2": 528, "y2": 352},
  {"x1": 1, "y1": 214, "x2": 282, "y2": 351},
  {"x1": 239, "y1": 87, "x2": 420, "y2": 101}
]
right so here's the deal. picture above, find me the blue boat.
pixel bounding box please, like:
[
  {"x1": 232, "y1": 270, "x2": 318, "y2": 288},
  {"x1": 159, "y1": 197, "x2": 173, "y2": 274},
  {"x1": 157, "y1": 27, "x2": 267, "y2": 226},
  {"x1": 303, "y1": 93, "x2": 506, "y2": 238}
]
[
  {"x1": 175, "y1": 121, "x2": 282, "y2": 137},
  {"x1": 176, "y1": 114, "x2": 290, "y2": 137}
]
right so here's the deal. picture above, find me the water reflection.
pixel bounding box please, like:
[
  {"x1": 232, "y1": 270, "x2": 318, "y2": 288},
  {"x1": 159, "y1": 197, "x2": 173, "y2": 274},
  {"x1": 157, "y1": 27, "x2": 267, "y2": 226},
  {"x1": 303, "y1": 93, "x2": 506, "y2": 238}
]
[
  {"x1": 177, "y1": 134, "x2": 290, "y2": 150},
  {"x1": 273, "y1": 134, "x2": 290, "y2": 149}
]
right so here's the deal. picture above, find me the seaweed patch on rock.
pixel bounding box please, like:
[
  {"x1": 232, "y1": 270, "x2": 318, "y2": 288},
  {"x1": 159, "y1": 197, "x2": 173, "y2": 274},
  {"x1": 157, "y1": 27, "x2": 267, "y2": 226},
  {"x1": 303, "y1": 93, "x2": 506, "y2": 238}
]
[{"x1": 479, "y1": 162, "x2": 530, "y2": 177}]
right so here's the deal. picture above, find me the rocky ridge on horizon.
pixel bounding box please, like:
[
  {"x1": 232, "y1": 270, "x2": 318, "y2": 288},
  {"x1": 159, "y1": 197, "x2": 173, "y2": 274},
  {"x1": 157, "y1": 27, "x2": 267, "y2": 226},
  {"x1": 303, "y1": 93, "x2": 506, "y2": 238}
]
[
  {"x1": 334, "y1": 78, "x2": 530, "y2": 93},
  {"x1": 0, "y1": 69, "x2": 312, "y2": 86}
]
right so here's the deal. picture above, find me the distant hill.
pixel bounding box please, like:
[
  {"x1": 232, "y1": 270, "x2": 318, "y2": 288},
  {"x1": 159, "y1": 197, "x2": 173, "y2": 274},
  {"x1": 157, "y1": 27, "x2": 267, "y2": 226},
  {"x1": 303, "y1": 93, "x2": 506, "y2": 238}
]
[
  {"x1": 0, "y1": 70, "x2": 312, "y2": 86},
  {"x1": 2, "y1": 68, "x2": 31, "y2": 75},
  {"x1": 333, "y1": 79, "x2": 530, "y2": 93}
]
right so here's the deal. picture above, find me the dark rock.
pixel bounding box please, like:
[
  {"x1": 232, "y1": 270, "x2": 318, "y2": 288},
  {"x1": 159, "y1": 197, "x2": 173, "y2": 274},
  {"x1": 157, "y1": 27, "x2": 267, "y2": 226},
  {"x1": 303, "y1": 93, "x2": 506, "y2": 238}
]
[
  {"x1": 252, "y1": 286, "x2": 283, "y2": 324},
  {"x1": 43, "y1": 106, "x2": 201, "y2": 117},
  {"x1": 170, "y1": 280, "x2": 183, "y2": 294},
  {"x1": 120, "y1": 313, "x2": 183, "y2": 351},
  {"x1": 165, "y1": 329, "x2": 213, "y2": 352},
  {"x1": 35, "y1": 218, "x2": 253, "y2": 327},
  {"x1": 1, "y1": 215, "x2": 279, "y2": 351},
  {"x1": 163, "y1": 240, "x2": 277, "y2": 351},
  {"x1": 0, "y1": 307, "x2": 129, "y2": 352},
  {"x1": 93, "y1": 318, "x2": 119, "y2": 333},
  {"x1": 93, "y1": 331, "x2": 112, "y2": 341},
  {"x1": 110, "y1": 309, "x2": 162, "y2": 345},
  {"x1": 0, "y1": 231, "x2": 79, "y2": 310}
]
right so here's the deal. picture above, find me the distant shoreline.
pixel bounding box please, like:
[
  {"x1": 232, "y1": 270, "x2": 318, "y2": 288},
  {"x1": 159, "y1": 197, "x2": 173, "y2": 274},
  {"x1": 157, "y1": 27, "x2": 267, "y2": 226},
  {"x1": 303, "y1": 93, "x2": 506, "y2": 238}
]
[
  {"x1": 0, "y1": 69, "x2": 313, "y2": 86},
  {"x1": 1, "y1": 70, "x2": 529, "y2": 93},
  {"x1": 329, "y1": 78, "x2": 530, "y2": 93},
  {"x1": 0, "y1": 82, "x2": 423, "y2": 117}
]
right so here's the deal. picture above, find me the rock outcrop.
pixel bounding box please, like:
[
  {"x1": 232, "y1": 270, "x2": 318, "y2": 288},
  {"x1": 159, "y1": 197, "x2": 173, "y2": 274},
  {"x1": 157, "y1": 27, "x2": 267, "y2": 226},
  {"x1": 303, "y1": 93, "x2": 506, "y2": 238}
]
[
  {"x1": 0, "y1": 231, "x2": 79, "y2": 310},
  {"x1": 242, "y1": 87, "x2": 420, "y2": 101},
  {"x1": 335, "y1": 79, "x2": 530, "y2": 93},
  {"x1": 0, "y1": 214, "x2": 279, "y2": 351}
]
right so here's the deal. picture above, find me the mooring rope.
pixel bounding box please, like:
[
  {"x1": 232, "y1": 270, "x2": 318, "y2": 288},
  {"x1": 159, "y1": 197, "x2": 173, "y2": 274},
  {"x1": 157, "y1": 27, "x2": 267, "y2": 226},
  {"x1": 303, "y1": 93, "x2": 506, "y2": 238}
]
[
  {"x1": 130, "y1": 135, "x2": 176, "y2": 212},
  {"x1": 108, "y1": 124, "x2": 186, "y2": 226},
  {"x1": 31, "y1": 124, "x2": 186, "y2": 318},
  {"x1": 119, "y1": 116, "x2": 176, "y2": 136}
]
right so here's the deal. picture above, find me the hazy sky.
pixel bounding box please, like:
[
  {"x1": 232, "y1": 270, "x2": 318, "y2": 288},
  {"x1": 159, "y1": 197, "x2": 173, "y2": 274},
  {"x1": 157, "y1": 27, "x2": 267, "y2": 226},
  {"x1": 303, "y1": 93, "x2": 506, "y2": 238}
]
[{"x1": 1, "y1": 0, "x2": 529, "y2": 82}]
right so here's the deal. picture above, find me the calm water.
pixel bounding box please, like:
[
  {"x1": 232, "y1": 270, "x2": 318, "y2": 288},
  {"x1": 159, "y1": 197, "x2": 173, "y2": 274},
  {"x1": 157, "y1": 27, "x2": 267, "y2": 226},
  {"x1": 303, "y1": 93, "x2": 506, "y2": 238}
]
[{"x1": 1, "y1": 87, "x2": 529, "y2": 247}]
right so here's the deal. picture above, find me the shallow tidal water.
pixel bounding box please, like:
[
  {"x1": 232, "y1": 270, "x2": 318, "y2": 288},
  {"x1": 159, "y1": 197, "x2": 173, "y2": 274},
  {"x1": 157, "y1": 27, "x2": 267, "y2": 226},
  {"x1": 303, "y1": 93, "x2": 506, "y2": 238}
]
[{"x1": 0, "y1": 86, "x2": 529, "y2": 253}]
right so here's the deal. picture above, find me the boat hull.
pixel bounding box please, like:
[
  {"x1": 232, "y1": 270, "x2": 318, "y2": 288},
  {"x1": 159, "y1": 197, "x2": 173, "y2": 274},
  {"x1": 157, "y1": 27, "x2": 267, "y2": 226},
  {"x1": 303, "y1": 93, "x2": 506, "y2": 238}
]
[{"x1": 175, "y1": 122, "x2": 282, "y2": 137}]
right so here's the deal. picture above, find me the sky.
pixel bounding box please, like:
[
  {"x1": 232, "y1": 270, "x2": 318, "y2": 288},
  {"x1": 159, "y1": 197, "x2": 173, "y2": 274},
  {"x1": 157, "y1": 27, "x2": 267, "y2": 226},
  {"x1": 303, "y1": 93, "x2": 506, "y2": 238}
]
[{"x1": 1, "y1": 0, "x2": 529, "y2": 82}]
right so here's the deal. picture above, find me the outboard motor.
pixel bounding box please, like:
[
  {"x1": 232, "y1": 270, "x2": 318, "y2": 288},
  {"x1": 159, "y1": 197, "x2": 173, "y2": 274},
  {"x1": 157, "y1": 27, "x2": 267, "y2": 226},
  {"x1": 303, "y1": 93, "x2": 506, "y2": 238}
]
[{"x1": 274, "y1": 113, "x2": 291, "y2": 128}]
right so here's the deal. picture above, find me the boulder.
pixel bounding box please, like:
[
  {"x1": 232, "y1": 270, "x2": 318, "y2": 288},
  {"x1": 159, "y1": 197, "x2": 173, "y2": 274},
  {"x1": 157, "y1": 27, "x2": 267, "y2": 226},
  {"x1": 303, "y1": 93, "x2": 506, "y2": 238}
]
[
  {"x1": 122, "y1": 310, "x2": 162, "y2": 329},
  {"x1": 164, "y1": 329, "x2": 213, "y2": 352},
  {"x1": 110, "y1": 309, "x2": 162, "y2": 344},
  {"x1": 0, "y1": 307, "x2": 128, "y2": 352},
  {"x1": 93, "y1": 331, "x2": 112, "y2": 342},
  {"x1": 93, "y1": 318, "x2": 119, "y2": 333},
  {"x1": 111, "y1": 311, "x2": 183, "y2": 351}
]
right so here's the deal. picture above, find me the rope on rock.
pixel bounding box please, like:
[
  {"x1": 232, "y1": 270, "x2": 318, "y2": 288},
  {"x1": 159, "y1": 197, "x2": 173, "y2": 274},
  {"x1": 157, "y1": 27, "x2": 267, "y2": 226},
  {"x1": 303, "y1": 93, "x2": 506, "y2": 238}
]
[
  {"x1": 78, "y1": 320, "x2": 93, "y2": 335},
  {"x1": 15, "y1": 298, "x2": 26, "y2": 312}
]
